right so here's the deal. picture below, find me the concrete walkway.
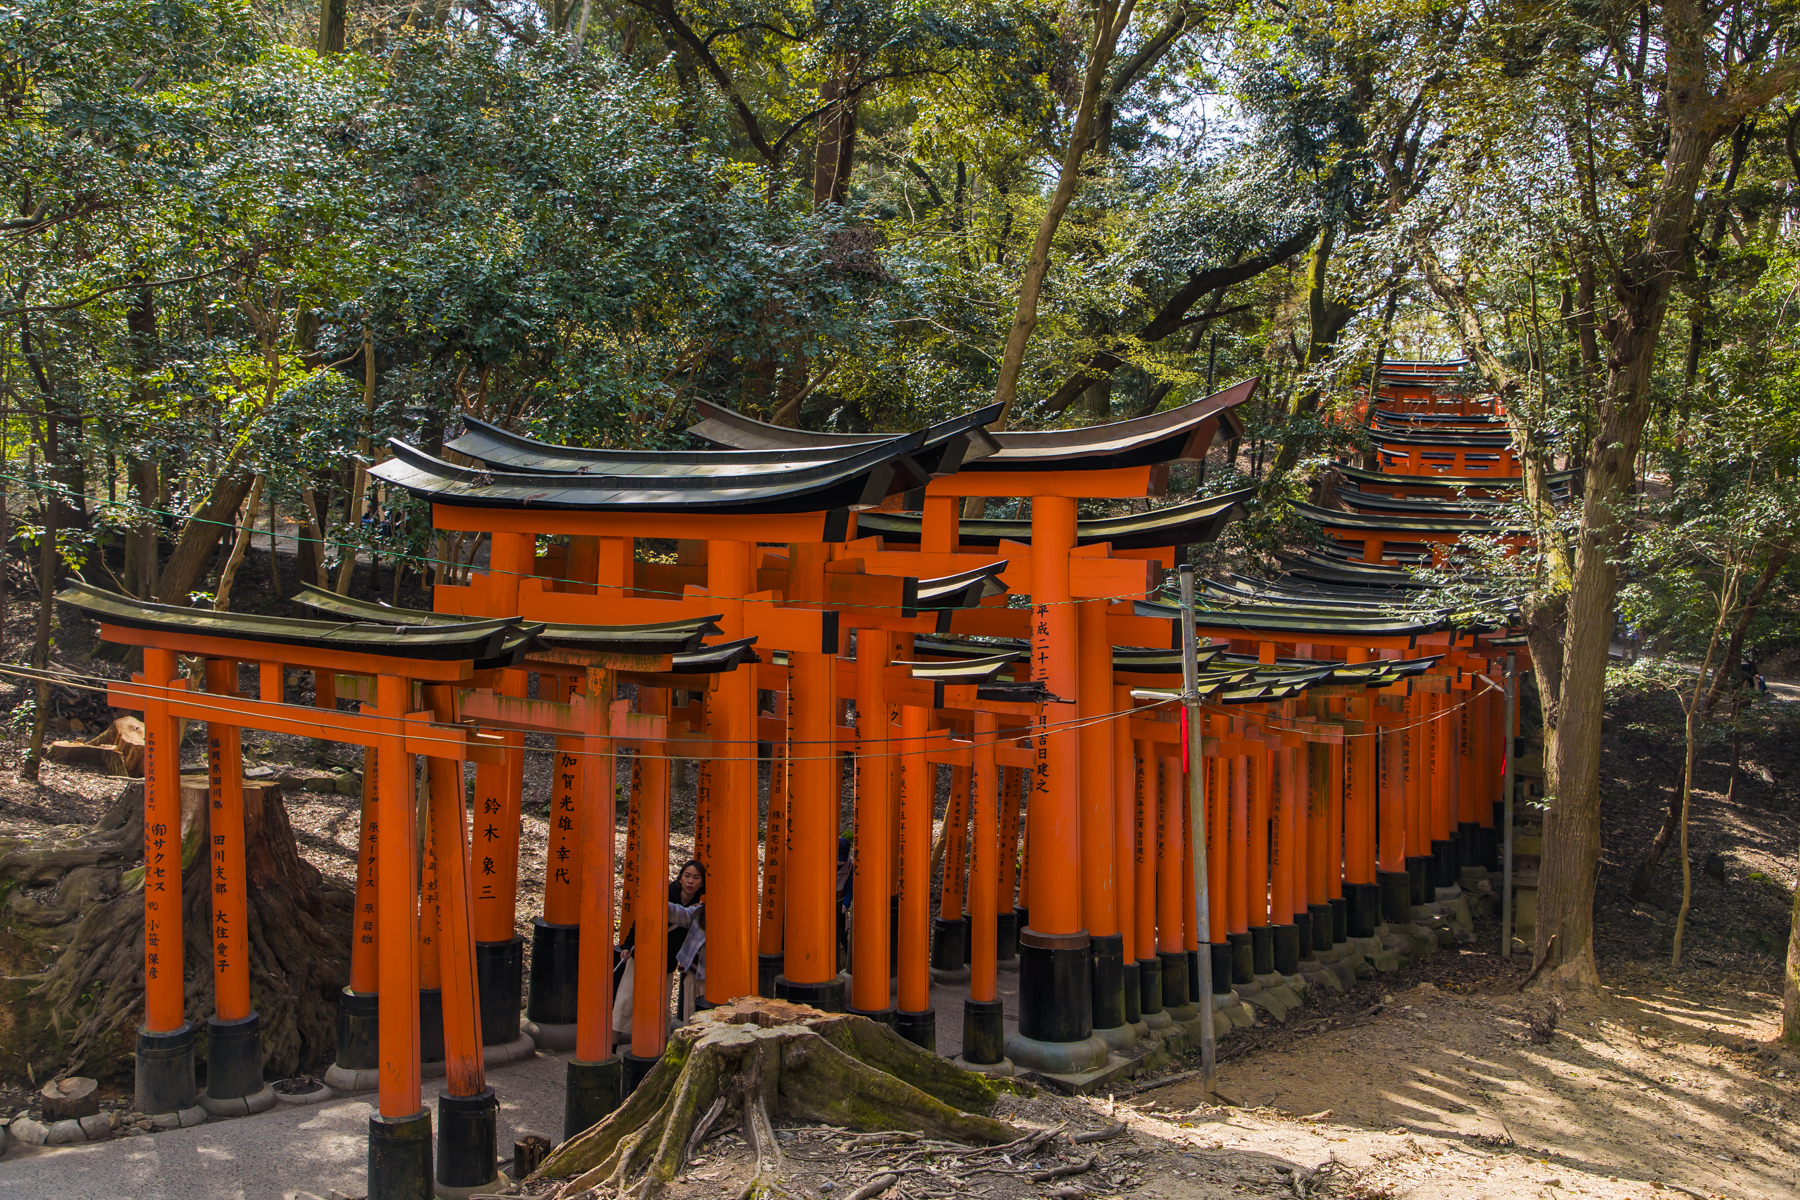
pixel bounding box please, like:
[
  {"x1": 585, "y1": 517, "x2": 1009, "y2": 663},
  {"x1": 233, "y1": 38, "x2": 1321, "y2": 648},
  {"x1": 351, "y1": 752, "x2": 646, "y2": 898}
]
[
  {"x1": 0, "y1": 974, "x2": 1023, "y2": 1200},
  {"x1": 0, "y1": 1050, "x2": 567, "y2": 1200}
]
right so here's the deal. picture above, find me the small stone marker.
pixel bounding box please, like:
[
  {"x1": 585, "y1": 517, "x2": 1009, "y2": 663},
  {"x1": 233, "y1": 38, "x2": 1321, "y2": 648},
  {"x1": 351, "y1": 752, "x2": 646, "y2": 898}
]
[{"x1": 514, "y1": 1134, "x2": 550, "y2": 1177}]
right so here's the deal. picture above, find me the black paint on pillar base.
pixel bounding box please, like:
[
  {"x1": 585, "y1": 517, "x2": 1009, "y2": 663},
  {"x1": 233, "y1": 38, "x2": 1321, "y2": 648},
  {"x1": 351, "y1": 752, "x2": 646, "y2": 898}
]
[
  {"x1": 1480, "y1": 825, "x2": 1501, "y2": 871},
  {"x1": 1348, "y1": 885, "x2": 1382, "y2": 937},
  {"x1": 962, "y1": 999, "x2": 1005, "y2": 1065},
  {"x1": 890, "y1": 896, "x2": 900, "y2": 978},
  {"x1": 894, "y1": 1008, "x2": 936, "y2": 1052},
  {"x1": 1089, "y1": 933, "x2": 1126, "y2": 1032},
  {"x1": 1226, "y1": 932, "x2": 1253, "y2": 984},
  {"x1": 1294, "y1": 912, "x2": 1314, "y2": 961},
  {"x1": 1122, "y1": 961, "x2": 1142, "y2": 1025},
  {"x1": 205, "y1": 1013, "x2": 264, "y2": 1101},
  {"x1": 563, "y1": 1058, "x2": 622, "y2": 1143},
  {"x1": 1158, "y1": 950, "x2": 1189, "y2": 1011},
  {"x1": 1307, "y1": 905, "x2": 1334, "y2": 953},
  {"x1": 1432, "y1": 840, "x2": 1458, "y2": 888},
  {"x1": 849, "y1": 1005, "x2": 896, "y2": 1028},
  {"x1": 1187, "y1": 949, "x2": 1201, "y2": 1001},
  {"x1": 774, "y1": 975, "x2": 846, "y2": 1013},
  {"x1": 1329, "y1": 896, "x2": 1349, "y2": 942},
  {"x1": 931, "y1": 918, "x2": 967, "y2": 972},
  {"x1": 1249, "y1": 926, "x2": 1274, "y2": 976},
  {"x1": 758, "y1": 953, "x2": 784, "y2": 999},
  {"x1": 1406, "y1": 857, "x2": 1430, "y2": 905},
  {"x1": 437, "y1": 1087, "x2": 499, "y2": 1192},
  {"x1": 1378, "y1": 872, "x2": 1413, "y2": 924},
  {"x1": 336, "y1": 989, "x2": 380, "y2": 1070},
  {"x1": 367, "y1": 1110, "x2": 432, "y2": 1200},
  {"x1": 996, "y1": 910, "x2": 1019, "y2": 964},
  {"x1": 418, "y1": 990, "x2": 444, "y2": 1065},
  {"x1": 527, "y1": 920, "x2": 578, "y2": 1027},
  {"x1": 135, "y1": 1023, "x2": 197, "y2": 1115},
  {"x1": 1017, "y1": 935, "x2": 1092, "y2": 1044},
  {"x1": 1210, "y1": 943, "x2": 1232, "y2": 995},
  {"x1": 477, "y1": 936, "x2": 525, "y2": 1046},
  {"x1": 1458, "y1": 821, "x2": 1480, "y2": 866},
  {"x1": 622, "y1": 1053, "x2": 660, "y2": 1096},
  {"x1": 1138, "y1": 957, "x2": 1164, "y2": 1014},
  {"x1": 1272, "y1": 924, "x2": 1300, "y2": 975}
]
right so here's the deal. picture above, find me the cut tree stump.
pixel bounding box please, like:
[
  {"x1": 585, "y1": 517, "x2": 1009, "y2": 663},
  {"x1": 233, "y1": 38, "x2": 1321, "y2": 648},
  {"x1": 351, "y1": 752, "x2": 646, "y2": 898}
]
[
  {"x1": 534, "y1": 998, "x2": 1021, "y2": 1200},
  {"x1": 45, "y1": 717, "x2": 146, "y2": 778},
  {"x1": 39, "y1": 1077, "x2": 99, "y2": 1120}
]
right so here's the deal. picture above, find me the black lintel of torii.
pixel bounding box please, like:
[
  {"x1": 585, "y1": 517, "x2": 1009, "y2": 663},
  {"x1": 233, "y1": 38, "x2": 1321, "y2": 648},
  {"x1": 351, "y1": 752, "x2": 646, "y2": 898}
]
[
  {"x1": 689, "y1": 379, "x2": 1258, "y2": 474},
  {"x1": 857, "y1": 488, "x2": 1250, "y2": 552},
  {"x1": 1332, "y1": 462, "x2": 1577, "y2": 495}
]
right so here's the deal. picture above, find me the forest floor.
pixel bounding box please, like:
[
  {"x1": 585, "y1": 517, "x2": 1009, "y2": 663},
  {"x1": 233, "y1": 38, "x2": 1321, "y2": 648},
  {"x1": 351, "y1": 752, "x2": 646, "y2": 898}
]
[{"x1": 2, "y1": 548, "x2": 1800, "y2": 1197}]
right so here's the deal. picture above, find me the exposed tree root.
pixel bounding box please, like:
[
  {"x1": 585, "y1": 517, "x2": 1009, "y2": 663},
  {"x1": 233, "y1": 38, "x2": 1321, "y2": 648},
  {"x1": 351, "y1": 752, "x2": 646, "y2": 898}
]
[
  {"x1": 537, "y1": 998, "x2": 1021, "y2": 1199},
  {"x1": 0, "y1": 780, "x2": 352, "y2": 1083}
]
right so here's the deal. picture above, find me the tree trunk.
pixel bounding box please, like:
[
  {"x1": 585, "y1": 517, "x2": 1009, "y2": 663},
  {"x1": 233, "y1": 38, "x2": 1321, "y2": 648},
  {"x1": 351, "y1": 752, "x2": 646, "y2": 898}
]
[
  {"x1": 535, "y1": 999, "x2": 1018, "y2": 1200},
  {"x1": 20, "y1": 462, "x2": 57, "y2": 782},
  {"x1": 213, "y1": 474, "x2": 265, "y2": 613},
  {"x1": 318, "y1": 0, "x2": 347, "y2": 53},
  {"x1": 0, "y1": 780, "x2": 353, "y2": 1083},
  {"x1": 151, "y1": 469, "x2": 257, "y2": 607}
]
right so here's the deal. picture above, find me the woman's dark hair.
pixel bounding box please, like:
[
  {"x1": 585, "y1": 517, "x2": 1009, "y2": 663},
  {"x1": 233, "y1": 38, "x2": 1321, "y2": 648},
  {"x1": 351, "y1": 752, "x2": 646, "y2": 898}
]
[{"x1": 668, "y1": 859, "x2": 706, "y2": 903}]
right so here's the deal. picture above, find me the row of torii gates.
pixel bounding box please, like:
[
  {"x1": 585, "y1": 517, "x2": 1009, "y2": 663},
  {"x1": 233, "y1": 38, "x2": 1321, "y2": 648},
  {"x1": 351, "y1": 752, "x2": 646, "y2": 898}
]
[{"x1": 79, "y1": 363, "x2": 1530, "y2": 1200}]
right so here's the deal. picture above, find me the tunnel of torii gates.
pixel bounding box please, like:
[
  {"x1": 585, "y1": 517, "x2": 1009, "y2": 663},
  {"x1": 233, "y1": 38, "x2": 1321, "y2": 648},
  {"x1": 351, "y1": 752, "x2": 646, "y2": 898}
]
[{"x1": 70, "y1": 365, "x2": 1532, "y2": 1200}]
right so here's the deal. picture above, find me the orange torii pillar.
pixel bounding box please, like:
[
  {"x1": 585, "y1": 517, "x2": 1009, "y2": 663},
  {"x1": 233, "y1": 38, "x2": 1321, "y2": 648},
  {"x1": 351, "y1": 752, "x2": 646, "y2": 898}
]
[
  {"x1": 525, "y1": 674, "x2": 583, "y2": 1050},
  {"x1": 1206, "y1": 729, "x2": 1235, "y2": 993},
  {"x1": 474, "y1": 534, "x2": 531, "y2": 1049},
  {"x1": 778, "y1": 635, "x2": 845, "y2": 1010},
  {"x1": 330, "y1": 683, "x2": 383, "y2": 1091},
  {"x1": 1132, "y1": 738, "x2": 1166, "y2": 1023},
  {"x1": 425, "y1": 683, "x2": 499, "y2": 1196},
  {"x1": 368, "y1": 674, "x2": 430, "y2": 1200},
  {"x1": 1304, "y1": 736, "x2": 1336, "y2": 954},
  {"x1": 930, "y1": 767, "x2": 971, "y2": 981},
  {"x1": 1245, "y1": 730, "x2": 1276, "y2": 976},
  {"x1": 1011, "y1": 495, "x2": 1105, "y2": 1072},
  {"x1": 1376, "y1": 696, "x2": 1413, "y2": 924},
  {"x1": 896, "y1": 705, "x2": 937, "y2": 1049},
  {"x1": 1429, "y1": 683, "x2": 1459, "y2": 889},
  {"x1": 1343, "y1": 652, "x2": 1383, "y2": 937},
  {"x1": 756, "y1": 686, "x2": 790, "y2": 998},
  {"x1": 1270, "y1": 731, "x2": 1302, "y2": 975},
  {"x1": 565, "y1": 663, "x2": 624, "y2": 1138},
  {"x1": 200, "y1": 659, "x2": 275, "y2": 1116},
  {"x1": 851, "y1": 630, "x2": 895, "y2": 1026},
  {"x1": 1156, "y1": 751, "x2": 1195, "y2": 1017},
  {"x1": 997, "y1": 765, "x2": 1024, "y2": 967},
  {"x1": 1455, "y1": 679, "x2": 1481, "y2": 871},
  {"x1": 1402, "y1": 678, "x2": 1431, "y2": 908},
  {"x1": 1112, "y1": 686, "x2": 1144, "y2": 1031},
  {"x1": 1077, "y1": 601, "x2": 1130, "y2": 1044},
  {"x1": 624, "y1": 688, "x2": 674, "y2": 1092},
  {"x1": 1217, "y1": 732, "x2": 1253, "y2": 985},
  {"x1": 961, "y1": 712, "x2": 1007, "y2": 1066},
  {"x1": 705, "y1": 539, "x2": 758, "y2": 1005},
  {"x1": 134, "y1": 648, "x2": 198, "y2": 1118}
]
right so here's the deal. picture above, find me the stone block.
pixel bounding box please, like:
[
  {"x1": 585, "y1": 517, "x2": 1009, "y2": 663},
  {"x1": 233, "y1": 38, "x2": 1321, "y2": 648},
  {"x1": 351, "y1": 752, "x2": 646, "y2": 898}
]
[
  {"x1": 11, "y1": 1117, "x2": 48, "y2": 1146},
  {"x1": 46, "y1": 1119, "x2": 86, "y2": 1144},
  {"x1": 177, "y1": 1105, "x2": 208, "y2": 1128},
  {"x1": 1242, "y1": 989, "x2": 1290, "y2": 1022},
  {"x1": 78, "y1": 1113, "x2": 111, "y2": 1139}
]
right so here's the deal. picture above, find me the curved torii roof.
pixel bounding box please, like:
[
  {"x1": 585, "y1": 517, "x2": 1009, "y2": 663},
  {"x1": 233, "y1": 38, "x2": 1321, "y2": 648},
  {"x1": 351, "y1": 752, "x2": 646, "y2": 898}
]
[
  {"x1": 688, "y1": 379, "x2": 1258, "y2": 473},
  {"x1": 856, "y1": 488, "x2": 1250, "y2": 551},
  {"x1": 445, "y1": 404, "x2": 1001, "y2": 479}
]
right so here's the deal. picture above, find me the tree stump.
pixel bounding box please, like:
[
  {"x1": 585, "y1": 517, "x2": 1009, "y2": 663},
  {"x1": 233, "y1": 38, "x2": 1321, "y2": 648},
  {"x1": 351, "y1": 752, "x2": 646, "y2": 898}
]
[
  {"x1": 39, "y1": 1076, "x2": 99, "y2": 1119},
  {"x1": 0, "y1": 779, "x2": 354, "y2": 1083},
  {"x1": 535, "y1": 998, "x2": 1020, "y2": 1200}
]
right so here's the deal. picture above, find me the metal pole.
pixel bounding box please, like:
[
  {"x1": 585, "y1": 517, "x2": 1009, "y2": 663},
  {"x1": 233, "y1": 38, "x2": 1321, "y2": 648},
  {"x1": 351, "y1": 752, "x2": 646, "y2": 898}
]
[
  {"x1": 1501, "y1": 653, "x2": 1517, "y2": 958},
  {"x1": 1178, "y1": 565, "x2": 1216, "y2": 1093}
]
